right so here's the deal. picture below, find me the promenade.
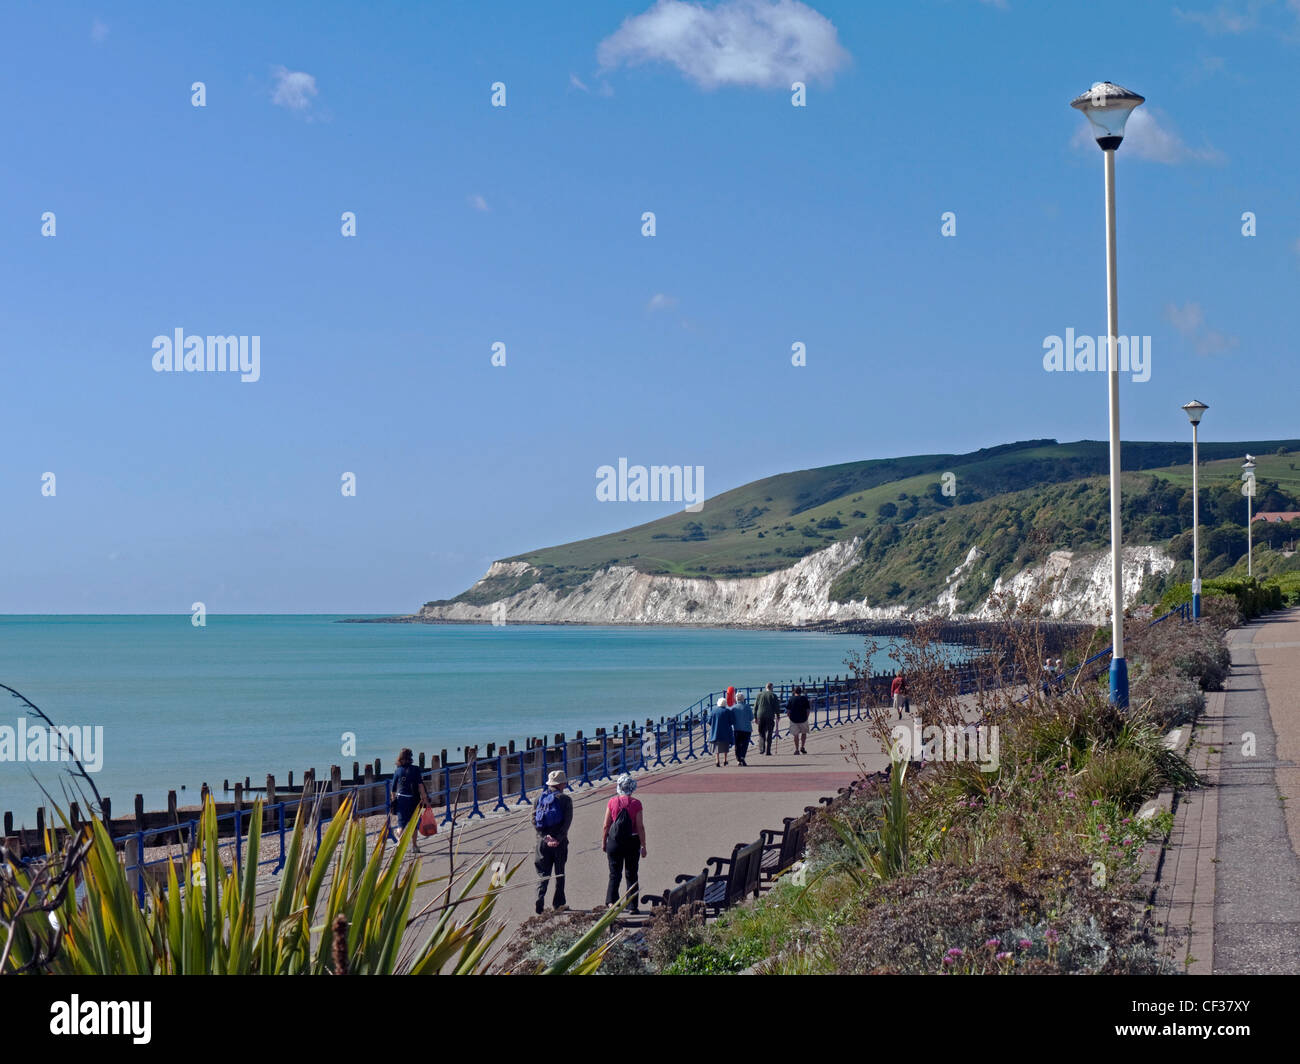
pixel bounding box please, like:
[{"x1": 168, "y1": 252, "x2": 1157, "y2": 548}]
[
  {"x1": 1152, "y1": 606, "x2": 1300, "y2": 974},
  {"x1": 401, "y1": 712, "x2": 893, "y2": 948}
]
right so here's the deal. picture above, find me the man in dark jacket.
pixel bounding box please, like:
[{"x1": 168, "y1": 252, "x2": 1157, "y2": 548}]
[
  {"x1": 785, "y1": 686, "x2": 811, "y2": 755},
  {"x1": 754, "y1": 682, "x2": 781, "y2": 755},
  {"x1": 534, "y1": 770, "x2": 574, "y2": 913}
]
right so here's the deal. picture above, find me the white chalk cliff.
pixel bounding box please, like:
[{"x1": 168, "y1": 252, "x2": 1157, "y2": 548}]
[{"x1": 418, "y1": 538, "x2": 1174, "y2": 626}]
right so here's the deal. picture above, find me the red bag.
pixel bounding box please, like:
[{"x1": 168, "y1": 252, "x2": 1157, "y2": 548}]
[{"x1": 418, "y1": 807, "x2": 439, "y2": 837}]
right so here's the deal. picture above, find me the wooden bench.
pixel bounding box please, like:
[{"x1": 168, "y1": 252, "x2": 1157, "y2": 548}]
[
  {"x1": 643, "y1": 867, "x2": 708, "y2": 913},
  {"x1": 759, "y1": 812, "x2": 810, "y2": 883},
  {"x1": 700, "y1": 838, "x2": 763, "y2": 916}
]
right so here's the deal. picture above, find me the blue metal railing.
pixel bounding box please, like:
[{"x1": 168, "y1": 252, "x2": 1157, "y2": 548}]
[{"x1": 89, "y1": 641, "x2": 1139, "y2": 906}]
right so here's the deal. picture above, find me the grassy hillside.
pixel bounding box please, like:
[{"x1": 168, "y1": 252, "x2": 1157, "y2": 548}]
[{"x1": 428, "y1": 437, "x2": 1300, "y2": 608}]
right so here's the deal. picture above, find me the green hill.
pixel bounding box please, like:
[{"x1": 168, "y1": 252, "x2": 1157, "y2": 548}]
[{"x1": 430, "y1": 438, "x2": 1300, "y2": 609}]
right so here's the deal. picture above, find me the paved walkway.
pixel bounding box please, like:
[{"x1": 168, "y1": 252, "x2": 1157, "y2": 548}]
[
  {"x1": 1213, "y1": 608, "x2": 1300, "y2": 973},
  {"x1": 402, "y1": 713, "x2": 893, "y2": 947},
  {"x1": 1154, "y1": 606, "x2": 1300, "y2": 974}
]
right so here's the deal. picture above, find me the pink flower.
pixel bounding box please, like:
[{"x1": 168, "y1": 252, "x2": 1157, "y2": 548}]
[
  {"x1": 984, "y1": 938, "x2": 1000, "y2": 948},
  {"x1": 1091, "y1": 799, "x2": 1100, "y2": 807},
  {"x1": 1017, "y1": 938, "x2": 1032, "y2": 950},
  {"x1": 945, "y1": 947, "x2": 964, "y2": 958},
  {"x1": 1045, "y1": 929, "x2": 1060, "y2": 944},
  {"x1": 996, "y1": 951, "x2": 1013, "y2": 962}
]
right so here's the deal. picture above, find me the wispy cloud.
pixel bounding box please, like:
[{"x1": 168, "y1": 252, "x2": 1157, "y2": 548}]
[
  {"x1": 467, "y1": 193, "x2": 490, "y2": 212},
  {"x1": 1174, "y1": 1, "x2": 1267, "y2": 34},
  {"x1": 597, "y1": 0, "x2": 850, "y2": 90},
  {"x1": 646, "y1": 292, "x2": 678, "y2": 311},
  {"x1": 1071, "y1": 107, "x2": 1224, "y2": 165},
  {"x1": 1165, "y1": 301, "x2": 1239, "y2": 356},
  {"x1": 91, "y1": 18, "x2": 109, "y2": 43},
  {"x1": 271, "y1": 66, "x2": 319, "y2": 111}
]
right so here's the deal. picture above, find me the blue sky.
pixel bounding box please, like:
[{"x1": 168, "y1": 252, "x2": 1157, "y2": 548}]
[{"x1": 2, "y1": 0, "x2": 1297, "y2": 613}]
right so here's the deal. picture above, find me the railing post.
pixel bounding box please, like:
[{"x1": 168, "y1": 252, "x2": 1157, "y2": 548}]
[
  {"x1": 669, "y1": 720, "x2": 681, "y2": 764},
  {"x1": 562, "y1": 739, "x2": 572, "y2": 790},
  {"x1": 516, "y1": 752, "x2": 532, "y2": 805},
  {"x1": 599, "y1": 731, "x2": 611, "y2": 780},
  {"x1": 686, "y1": 718, "x2": 696, "y2": 760},
  {"x1": 441, "y1": 763, "x2": 455, "y2": 826},
  {"x1": 384, "y1": 779, "x2": 397, "y2": 841},
  {"x1": 578, "y1": 735, "x2": 594, "y2": 788},
  {"x1": 493, "y1": 753, "x2": 509, "y2": 812},
  {"x1": 653, "y1": 722, "x2": 665, "y2": 767},
  {"x1": 274, "y1": 802, "x2": 286, "y2": 873},
  {"x1": 466, "y1": 759, "x2": 485, "y2": 819}
]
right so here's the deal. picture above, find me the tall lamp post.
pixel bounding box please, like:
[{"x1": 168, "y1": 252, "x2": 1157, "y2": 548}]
[
  {"x1": 1071, "y1": 81, "x2": 1145, "y2": 708},
  {"x1": 1182, "y1": 401, "x2": 1208, "y2": 618},
  {"x1": 1243, "y1": 456, "x2": 1256, "y2": 578}
]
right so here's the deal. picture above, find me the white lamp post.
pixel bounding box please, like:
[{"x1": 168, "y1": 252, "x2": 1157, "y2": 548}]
[
  {"x1": 1183, "y1": 401, "x2": 1208, "y2": 618},
  {"x1": 1243, "y1": 456, "x2": 1257, "y2": 578},
  {"x1": 1071, "y1": 81, "x2": 1145, "y2": 708}
]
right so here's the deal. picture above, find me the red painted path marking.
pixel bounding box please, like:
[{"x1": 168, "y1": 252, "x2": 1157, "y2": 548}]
[{"x1": 638, "y1": 771, "x2": 859, "y2": 795}]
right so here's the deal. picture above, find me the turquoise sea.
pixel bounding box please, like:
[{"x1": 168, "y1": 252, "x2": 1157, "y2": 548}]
[{"x1": 0, "y1": 616, "x2": 899, "y2": 823}]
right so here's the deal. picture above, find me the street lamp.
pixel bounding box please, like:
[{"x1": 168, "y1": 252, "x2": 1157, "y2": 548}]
[
  {"x1": 1071, "y1": 81, "x2": 1145, "y2": 708},
  {"x1": 1243, "y1": 456, "x2": 1257, "y2": 578},
  {"x1": 1182, "y1": 401, "x2": 1208, "y2": 618}
]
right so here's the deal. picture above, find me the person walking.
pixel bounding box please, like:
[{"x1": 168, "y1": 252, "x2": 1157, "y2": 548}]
[
  {"x1": 708, "y1": 696, "x2": 734, "y2": 766},
  {"x1": 390, "y1": 748, "x2": 433, "y2": 852},
  {"x1": 533, "y1": 769, "x2": 573, "y2": 914},
  {"x1": 785, "y1": 685, "x2": 811, "y2": 755},
  {"x1": 731, "y1": 691, "x2": 754, "y2": 766},
  {"x1": 602, "y1": 773, "x2": 647, "y2": 913},
  {"x1": 755, "y1": 682, "x2": 781, "y2": 755},
  {"x1": 891, "y1": 672, "x2": 910, "y2": 720}
]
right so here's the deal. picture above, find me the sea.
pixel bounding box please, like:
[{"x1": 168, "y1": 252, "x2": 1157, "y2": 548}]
[{"x1": 0, "y1": 616, "x2": 904, "y2": 824}]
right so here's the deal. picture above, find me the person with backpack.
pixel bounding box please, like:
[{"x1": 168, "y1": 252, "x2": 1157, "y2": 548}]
[
  {"x1": 602, "y1": 773, "x2": 647, "y2": 913},
  {"x1": 389, "y1": 748, "x2": 433, "y2": 852},
  {"x1": 754, "y1": 682, "x2": 781, "y2": 755},
  {"x1": 533, "y1": 769, "x2": 573, "y2": 914},
  {"x1": 785, "y1": 686, "x2": 811, "y2": 755}
]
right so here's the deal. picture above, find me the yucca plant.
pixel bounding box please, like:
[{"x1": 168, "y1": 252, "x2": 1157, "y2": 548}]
[{"x1": 3, "y1": 794, "x2": 614, "y2": 975}]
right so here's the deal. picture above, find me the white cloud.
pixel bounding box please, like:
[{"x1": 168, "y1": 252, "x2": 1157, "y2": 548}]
[
  {"x1": 1071, "y1": 107, "x2": 1223, "y2": 165},
  {"x1": 1174, "y1": 2, "x2": 1267, "y2": 34},
  {"x1": 570, "y1": 72, "x2": 590, "y2": 92},
  {"x1": 1165, "y1": 301, "x2": 1239, "y2": 356},
  {"x1": 597, "y1": 0, "x2": 850, "y2": 90},
  {"x1": 271, "y1": 66, "x2": 319, "y2": 111},
  {"x1": 91, "y1": 19, "x2": 109, "y2": 43},
  {"x1": 647, "y1": 292, "x2": 678, "y2": 311},
  {"x1": 468, "y1": 194, "x2": 490, "y2": 212}
]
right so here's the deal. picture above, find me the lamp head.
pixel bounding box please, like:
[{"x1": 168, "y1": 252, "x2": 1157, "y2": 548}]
[
  {"x1": 1071, "y1": 81, "x2": 1145, "y2": 151},
  {"x1": 1182, "y1": 399, "x2": 1208, "y2": 425}
]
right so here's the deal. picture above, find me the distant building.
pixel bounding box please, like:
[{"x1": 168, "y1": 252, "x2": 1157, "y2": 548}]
[{"x1": 1252, "y1": 511, "x2": 1300, "y2": 524}]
